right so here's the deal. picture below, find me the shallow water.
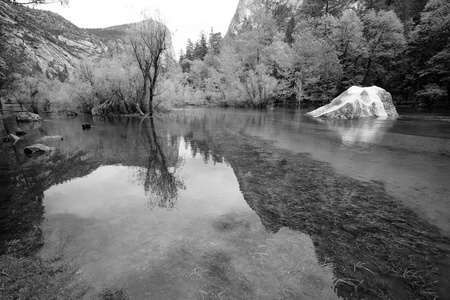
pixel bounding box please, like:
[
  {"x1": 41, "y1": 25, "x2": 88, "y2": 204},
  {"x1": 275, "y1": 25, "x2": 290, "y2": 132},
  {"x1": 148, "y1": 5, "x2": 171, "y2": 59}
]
[{"x1": 1, "y1": 108, "x2": 450, "y2": 299}]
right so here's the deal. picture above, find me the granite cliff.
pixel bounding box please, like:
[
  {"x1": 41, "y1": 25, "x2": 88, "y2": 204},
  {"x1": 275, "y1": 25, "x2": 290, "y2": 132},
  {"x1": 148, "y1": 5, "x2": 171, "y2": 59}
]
[
  {"x1": 0, "y1": 0, "x2": 175, "y2": 84},
  {"x1": 226, "y1": 0, "x2": 305, "y2": 36},
  {"x1": 226, "y1": 0, "x2": 360, "y2": 37},
  {"x1": 0, "y1": 0, "x2": 107, "y2": 80}
]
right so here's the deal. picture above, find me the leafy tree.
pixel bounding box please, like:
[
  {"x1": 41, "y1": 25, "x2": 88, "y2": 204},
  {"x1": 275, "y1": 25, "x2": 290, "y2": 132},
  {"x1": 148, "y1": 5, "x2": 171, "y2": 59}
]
[
  {"x1": 300, "y1": 0, "x2": 352, "y2": 17},
  {"x1": 292, "y1": 30, "x2": 342, "y2": 102},
  {"x1": 406, "y1": 0, "x2": 450, "y2": 106},
  {"x1": 192, "y1": 31, "x2": 208, "y2": 60},
  {"x1": 233, "y1": 4, "x2": 278, "y2": 68},
  {"x1": 330, "y1": 10, "x2": 367, "y2": 89},
  {"x1": 361, "y1": 0, "x2": 427, "y2": 23},
  {"x1": 185, "y1": 39, "x2": 194, "y2": 61},
  {"x1": 129, "y1": 16, "x2": 169, "y2": 116},
  {"x1": 231, "y1": 5, "x2": 280, "y2": 107},
  {"x1": 215, "y1": 46, "x2": 245, "y2": 104},
  {"x1": 361, "y1": 10, "x2": 406, "y2": 87},
  {"x1": 208, "y1": 29, "x2": 222, "y2": 55},
  {"x1": 188, "y1": 60, "x2": 209, "y2": 91}
]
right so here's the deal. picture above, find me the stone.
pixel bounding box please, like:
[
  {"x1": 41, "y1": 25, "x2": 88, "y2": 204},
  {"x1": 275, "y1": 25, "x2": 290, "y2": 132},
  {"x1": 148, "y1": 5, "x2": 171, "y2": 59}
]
[
  {"x1": 15, "y1": 128, "x2": 27, "y2": 136},
  {"x1": 24, "y1": 144, "x2": 54, "y2": 157},
  {"x1": 307, "y1": 86, "x2": 399, "y2": 119},
  {"x1": 82, "y1": 123, "x2": 91, "y2": 130},
  {"x1": 16, "y1": 112, "x2": 42, "y2": 122},
  {"x1": 37, "y1": 135, "x2": 64, "y2": 142}
]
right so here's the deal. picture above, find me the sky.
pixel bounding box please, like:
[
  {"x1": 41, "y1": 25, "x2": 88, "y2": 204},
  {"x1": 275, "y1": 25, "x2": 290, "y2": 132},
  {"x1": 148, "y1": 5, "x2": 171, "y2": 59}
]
[{"x1": 39, "y1": 0, "x2": 240, "y2": 55}]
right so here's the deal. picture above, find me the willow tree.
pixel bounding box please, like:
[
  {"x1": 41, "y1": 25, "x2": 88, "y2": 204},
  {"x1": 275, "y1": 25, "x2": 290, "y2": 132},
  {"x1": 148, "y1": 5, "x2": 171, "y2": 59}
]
[{"x1": 129, "y1": 16, "x2": 168, "y2": 116}]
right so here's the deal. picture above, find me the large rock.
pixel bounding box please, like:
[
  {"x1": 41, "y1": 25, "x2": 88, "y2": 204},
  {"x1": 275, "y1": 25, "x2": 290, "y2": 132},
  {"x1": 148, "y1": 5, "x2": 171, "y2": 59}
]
[
  {"x1": 24, "y1": 144, "x2": 54, "y2": 157},
  {"x1": 16, "y1": 112, "x2": 42, "y2": 122},
  {"x1": 307, "y1": 86, "x2": 399, "y2": 119}
]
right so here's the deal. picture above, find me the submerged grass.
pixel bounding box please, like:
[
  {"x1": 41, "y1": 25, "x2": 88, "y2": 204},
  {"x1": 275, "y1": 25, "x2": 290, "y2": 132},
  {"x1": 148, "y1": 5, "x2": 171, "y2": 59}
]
[
  {"x1": 0, "y1": 229, "x2": 88, "y2": 300},
  {"x1": 190, "y1": 130, "x2": 450, "y2": 300},
  {"x1": 0, "y1": 229, "x2": 130, "y2": 300}
]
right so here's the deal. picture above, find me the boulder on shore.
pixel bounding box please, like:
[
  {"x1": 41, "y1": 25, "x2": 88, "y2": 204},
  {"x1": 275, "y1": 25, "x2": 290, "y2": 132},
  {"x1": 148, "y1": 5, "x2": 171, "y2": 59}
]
[
  {"x1": 16, "y1": 112, "x2": 42, "y2": 122},
  {"x1": 307, "y1": 86, "x2": 399, "y2": 119},
  {"x1": 24, "y1": 144, "x2": 54, "y2": 157}
]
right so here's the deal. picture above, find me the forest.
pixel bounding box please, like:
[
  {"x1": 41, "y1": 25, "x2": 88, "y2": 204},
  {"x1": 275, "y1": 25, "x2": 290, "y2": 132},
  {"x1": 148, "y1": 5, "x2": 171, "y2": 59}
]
[{"x1": 1, "y1": 0, "x2": 449, "y2": 114}]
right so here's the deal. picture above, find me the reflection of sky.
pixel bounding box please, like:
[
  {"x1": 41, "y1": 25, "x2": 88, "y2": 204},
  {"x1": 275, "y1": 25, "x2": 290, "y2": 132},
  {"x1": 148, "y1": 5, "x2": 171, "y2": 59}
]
[{"x1": 42, "y1": 138, "x2": 339, "y2": 299}]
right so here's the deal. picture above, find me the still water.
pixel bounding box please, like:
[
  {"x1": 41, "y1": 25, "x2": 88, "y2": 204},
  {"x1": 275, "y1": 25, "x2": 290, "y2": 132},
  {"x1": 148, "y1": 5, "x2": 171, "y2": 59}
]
[{"x1": 1, "y1": 108, "x2": 449, "y2": 299}]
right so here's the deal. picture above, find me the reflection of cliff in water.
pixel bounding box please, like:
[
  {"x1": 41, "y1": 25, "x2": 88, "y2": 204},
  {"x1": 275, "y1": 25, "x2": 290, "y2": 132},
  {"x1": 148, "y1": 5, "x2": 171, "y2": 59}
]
[{"x1": 0, "y1": 116, "x2": 184, "y2": 254}]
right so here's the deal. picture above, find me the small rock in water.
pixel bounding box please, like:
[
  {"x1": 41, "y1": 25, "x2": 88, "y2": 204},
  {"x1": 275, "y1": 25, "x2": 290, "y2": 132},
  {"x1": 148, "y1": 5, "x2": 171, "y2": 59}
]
[
  {"x1": 37, "y1": 135, "x2": 64, "y2": 142},
  {"x1": 15, "y1": 128, "x2": 27, "y2": 136},
  {"x1": 82, "y1": 123, "x2": 91, "y2": 130},
  {"x1": 24, "y1": 144, "x2": 54, "y2": 157}
]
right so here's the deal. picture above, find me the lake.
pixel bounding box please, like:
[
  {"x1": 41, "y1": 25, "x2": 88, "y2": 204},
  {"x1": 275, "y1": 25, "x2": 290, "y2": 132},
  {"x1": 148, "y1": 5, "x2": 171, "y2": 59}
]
[{"x1": 1, "y1": 107, "x2": 449, "y2": 300}]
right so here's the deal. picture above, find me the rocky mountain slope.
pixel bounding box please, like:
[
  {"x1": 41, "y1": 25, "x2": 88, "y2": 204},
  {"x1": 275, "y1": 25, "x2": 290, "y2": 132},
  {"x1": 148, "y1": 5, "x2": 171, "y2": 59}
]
[
  {"x1": 227, "y1": 0, "x2": 305, "y2": 36},
  {"x1": 0, "y1": 0, "x2": 107, "y2": 79},
  {"x1": 0, "y1": 0, "x2": 175, "y2": 84},
  {"x1": 85, "y1": 23, "x2": 176, "y2": 59}
]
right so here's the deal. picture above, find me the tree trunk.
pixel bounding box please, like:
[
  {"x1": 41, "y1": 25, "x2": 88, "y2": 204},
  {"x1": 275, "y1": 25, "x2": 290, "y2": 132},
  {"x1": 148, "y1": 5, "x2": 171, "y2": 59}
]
[
  {"x1": 142, "y1": 76, "x2": 150, "y2": 114},
  {"x1": 363, "y1": 58, "x2": 372, "y2": 86},
  {"x1": 148, "y1": 92, "x2": 154, "y2": 116}
]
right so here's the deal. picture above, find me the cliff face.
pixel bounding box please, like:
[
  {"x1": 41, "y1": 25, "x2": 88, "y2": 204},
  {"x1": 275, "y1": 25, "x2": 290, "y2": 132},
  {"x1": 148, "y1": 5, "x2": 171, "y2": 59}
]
[
  {"x1": 0, "y1": 0, "x2": 107, "y2": 79},
  {"x1": 226, "y1": 0, "x2": 305, "y2": 36},
  {"x1": 226, "y1": 0, "x2": 362, "y2": 37},
  {"x1": 0, "y1": 1, "x2": 175, "y2": 82},
  {"x1": 85, "y1": 22, "x2": 176, "y2": 59}
]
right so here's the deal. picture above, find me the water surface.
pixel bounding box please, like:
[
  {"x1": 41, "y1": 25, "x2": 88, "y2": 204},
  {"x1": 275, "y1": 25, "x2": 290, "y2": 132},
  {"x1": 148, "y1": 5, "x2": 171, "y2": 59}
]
[{"x1": 1, "y1": 108, "x2": 449, "y2": 299}]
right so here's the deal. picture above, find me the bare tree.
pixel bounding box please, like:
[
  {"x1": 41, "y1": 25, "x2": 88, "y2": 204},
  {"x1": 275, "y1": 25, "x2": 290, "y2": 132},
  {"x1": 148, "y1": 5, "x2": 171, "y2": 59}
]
[{"x1": 129, "y1": 14, "x2": 169, "y2": 116}]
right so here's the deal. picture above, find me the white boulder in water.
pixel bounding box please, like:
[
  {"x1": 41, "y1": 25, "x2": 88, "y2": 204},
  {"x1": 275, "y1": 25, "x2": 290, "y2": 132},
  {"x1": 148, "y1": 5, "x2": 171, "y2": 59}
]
[{"x1": 307, "y1": 86, "x2": 399, "y2": 119}]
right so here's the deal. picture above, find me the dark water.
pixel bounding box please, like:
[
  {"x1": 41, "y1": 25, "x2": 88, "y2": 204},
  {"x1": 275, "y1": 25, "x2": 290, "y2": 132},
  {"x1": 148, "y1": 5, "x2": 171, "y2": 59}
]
[{"x1": 1, "y1": 108, "x2": 449, "y2": 299}]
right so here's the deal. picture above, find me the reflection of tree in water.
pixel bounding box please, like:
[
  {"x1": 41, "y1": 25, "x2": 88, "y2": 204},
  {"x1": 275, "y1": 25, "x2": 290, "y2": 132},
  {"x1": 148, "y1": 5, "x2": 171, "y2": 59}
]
[
  {"x1": 132, "y1": 118, "x2": 185, "y2": 210},
  {"x1": 183, "y1": 131, "x2": 224, "y2": 165}
]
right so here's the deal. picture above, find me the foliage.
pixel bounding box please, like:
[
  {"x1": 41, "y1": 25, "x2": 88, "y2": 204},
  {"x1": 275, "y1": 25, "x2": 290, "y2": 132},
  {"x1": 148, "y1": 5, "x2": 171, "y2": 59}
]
[
  {"x1": 329, "y1": 10, "x2": 367, "y2": 88},
  {"x1": 406, "y1": 0, "x2": 450, "y2": 106},
  {"x1": 192, "y1": 31, "x2": 208, "y2": 61},
  {"x1": 361, "y1": 10, "x2": 406, "y2": 86},
  {"x1": 292, "y1": 29, "x2": 343, "y2": 102}
]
